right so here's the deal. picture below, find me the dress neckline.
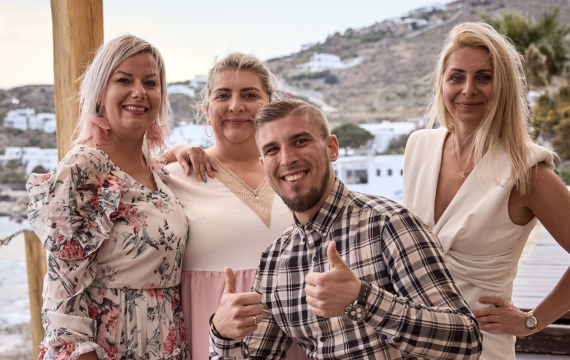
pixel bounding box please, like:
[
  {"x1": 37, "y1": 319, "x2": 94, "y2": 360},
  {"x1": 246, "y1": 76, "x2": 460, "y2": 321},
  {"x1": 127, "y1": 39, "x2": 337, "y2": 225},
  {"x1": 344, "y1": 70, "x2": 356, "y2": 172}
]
[
  {"x1": 77, "y1": 145, "x2": 163, "y2": 194},
  {"x1": 431, "y1": 130, "x2": 482, "y2": 229},
  {"x1": 207, "y1": 153, "x2": 275, "y2": 228}
]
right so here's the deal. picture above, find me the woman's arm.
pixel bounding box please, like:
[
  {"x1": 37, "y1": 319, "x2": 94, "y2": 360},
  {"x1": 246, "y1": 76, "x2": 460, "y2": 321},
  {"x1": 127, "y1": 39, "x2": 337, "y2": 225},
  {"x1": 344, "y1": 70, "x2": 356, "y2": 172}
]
[
  {"x1": 27, "y1": 150, "x2": 123, "y2": 358},
  {"x1": 474, "y1": 163, "x2": 570, "y2": 335},
  {"x1": 161, "y1": 144, "x2": 217, "y2": 182}
]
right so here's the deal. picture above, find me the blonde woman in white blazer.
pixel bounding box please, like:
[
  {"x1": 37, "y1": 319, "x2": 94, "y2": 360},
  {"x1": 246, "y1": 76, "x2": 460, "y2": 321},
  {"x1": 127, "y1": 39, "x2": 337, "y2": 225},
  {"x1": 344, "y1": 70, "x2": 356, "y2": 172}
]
[{"x1": 403, "y1": 22, "x2": 570, "y2": 360}]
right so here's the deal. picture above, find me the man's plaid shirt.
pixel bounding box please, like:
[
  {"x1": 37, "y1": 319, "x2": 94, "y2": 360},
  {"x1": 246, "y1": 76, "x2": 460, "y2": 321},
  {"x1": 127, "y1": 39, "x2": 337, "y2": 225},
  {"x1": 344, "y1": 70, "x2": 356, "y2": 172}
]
[{"x1": 210, "y1": 178, "x2": 482, "y2": 359}]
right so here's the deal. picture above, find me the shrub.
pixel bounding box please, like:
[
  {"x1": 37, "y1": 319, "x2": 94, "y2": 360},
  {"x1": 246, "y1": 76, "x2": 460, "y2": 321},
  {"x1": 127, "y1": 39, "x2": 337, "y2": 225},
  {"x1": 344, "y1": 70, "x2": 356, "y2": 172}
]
[{"x1": 325, "y1": 74, "x2": 339, "y2": 84}]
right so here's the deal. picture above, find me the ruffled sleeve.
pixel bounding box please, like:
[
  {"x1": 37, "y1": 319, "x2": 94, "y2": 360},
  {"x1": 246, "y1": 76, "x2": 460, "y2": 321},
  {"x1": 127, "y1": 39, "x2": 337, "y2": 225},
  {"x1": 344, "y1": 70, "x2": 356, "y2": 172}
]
[{"x1": 26, "y1": 146, "x2": 122, "y2": 360}]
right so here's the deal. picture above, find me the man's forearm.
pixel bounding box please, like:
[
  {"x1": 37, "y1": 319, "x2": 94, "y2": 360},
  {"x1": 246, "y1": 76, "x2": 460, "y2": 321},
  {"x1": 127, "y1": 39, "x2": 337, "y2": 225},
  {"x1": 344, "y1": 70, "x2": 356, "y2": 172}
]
[{"x1": 364, "y1": 285, "x2": 482, "y2": 359}]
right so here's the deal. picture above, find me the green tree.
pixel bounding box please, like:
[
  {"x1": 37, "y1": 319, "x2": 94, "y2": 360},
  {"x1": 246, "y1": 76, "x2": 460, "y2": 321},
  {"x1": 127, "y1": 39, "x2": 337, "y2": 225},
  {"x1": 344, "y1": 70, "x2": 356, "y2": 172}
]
[
  {"x1": 331, "y1": 123, "x2": 374, "y2": 149},
  {"x1": 532, "y1": 71, "x2": 570, "y2": 160},
  {"x1": 6, "y1": 159, "x2": 20, "y2": 171},
  {"x1": 325, "y1": 74, "x2": 339, "y2": 84},
  {"x1": 380, "y1": 134, "x2": 410, "y2": 155},
  {"x1": 482, "y1": 9, "x2": 570, "y2": 88}
]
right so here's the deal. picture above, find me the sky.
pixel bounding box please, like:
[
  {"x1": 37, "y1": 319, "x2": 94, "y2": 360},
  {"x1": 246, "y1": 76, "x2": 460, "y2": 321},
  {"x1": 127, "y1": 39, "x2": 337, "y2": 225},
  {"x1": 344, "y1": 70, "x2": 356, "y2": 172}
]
[{"x1": 0, "y1": 0, "x2": 439, "y2": 89}]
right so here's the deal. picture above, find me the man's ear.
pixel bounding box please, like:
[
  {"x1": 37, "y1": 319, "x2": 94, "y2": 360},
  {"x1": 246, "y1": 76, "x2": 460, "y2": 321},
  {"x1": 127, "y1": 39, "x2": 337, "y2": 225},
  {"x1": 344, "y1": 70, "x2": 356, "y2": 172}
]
[{"x1": 326, "y1": 135, "x2": 339, "y2": 162}]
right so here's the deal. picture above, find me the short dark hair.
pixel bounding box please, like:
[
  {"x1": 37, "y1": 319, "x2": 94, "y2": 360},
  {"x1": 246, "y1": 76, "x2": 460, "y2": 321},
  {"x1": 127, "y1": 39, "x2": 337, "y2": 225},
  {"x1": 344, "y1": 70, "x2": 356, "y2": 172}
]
[{"x1": 255, "y1": 99, "x2": 330, "y2": 145}]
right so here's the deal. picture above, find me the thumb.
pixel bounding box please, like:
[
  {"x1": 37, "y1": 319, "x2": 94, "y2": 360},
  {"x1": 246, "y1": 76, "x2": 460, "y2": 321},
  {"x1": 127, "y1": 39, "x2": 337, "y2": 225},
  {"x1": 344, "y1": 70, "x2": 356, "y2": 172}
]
[
  {"x1": 223, "y1": 267, "x2": 236, "y2": 294},
  {"x1": 327, "y1": 241, "x2": 347, "y2": 269}
]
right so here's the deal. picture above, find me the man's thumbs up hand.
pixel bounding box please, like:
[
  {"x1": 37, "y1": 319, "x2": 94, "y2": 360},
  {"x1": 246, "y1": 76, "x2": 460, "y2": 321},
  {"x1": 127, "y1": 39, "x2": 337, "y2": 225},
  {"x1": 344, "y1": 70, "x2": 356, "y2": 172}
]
[
  {"x1": 223, "y1": 267, "x2": 236, "y2": 294},
  {"x1": 212, "y1": 267, "x2": 264, "y2": 339},
  {"x1": 305, "y1": 242, "x2": 362, "y2": 318}
]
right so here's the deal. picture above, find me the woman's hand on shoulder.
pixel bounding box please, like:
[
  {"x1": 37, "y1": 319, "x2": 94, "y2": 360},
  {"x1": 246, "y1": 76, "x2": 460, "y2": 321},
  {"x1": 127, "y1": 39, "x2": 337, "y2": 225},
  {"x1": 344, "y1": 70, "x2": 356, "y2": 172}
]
[{"x1": 161, "y1": 145, "x2": 217, "y2": 182}]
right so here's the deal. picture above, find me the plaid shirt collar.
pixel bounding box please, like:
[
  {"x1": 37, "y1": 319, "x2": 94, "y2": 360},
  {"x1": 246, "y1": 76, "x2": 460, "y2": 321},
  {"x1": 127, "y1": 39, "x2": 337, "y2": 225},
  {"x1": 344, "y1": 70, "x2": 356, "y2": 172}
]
[{"x1": 292, "y1": 177, "x2": 349, "y2": 246}]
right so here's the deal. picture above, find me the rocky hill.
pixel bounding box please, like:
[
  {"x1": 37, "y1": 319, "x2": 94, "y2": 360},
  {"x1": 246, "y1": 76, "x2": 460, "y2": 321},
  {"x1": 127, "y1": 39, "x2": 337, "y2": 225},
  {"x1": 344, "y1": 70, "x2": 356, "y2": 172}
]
[
  {"x1": 1, "y1": 0, "x2": 568, "y2": 134},
  {"x1": 268, "y1": 0, "x2": 570, "y2": 125}
]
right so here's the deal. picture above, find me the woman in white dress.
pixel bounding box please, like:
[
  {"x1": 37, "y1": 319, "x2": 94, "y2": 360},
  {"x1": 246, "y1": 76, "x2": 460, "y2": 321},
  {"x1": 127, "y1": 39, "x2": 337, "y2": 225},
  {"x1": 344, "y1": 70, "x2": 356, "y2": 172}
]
[
  {"x1": 162, "y1": 53, "x2": 310, "y2": 360},
  {"x1": 403, "y1": 22, "x2": 570, "y2": 359}
]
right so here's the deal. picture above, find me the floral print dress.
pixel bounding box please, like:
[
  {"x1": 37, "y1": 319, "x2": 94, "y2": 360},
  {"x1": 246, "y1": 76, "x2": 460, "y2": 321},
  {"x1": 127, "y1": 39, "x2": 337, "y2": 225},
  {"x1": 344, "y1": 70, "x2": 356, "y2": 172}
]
[{"x1": 27, "y1": 146, "x2": 189, "y2": 360}]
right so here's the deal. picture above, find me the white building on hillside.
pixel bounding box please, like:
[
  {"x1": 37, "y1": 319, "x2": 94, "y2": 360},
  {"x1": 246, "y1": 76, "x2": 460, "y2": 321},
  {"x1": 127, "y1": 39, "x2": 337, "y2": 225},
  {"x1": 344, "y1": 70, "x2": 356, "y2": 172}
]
[
  {"x1": 169, "y1": 122, "x2": 215, "y2": 148},
  {"x1": 31, "y1": 113, "x2": 56, "y2": 133},
  {"x1": 333, "y1": 154, "x2": 404, "y2": 200},
  {"x1": 3, "y1": 109, "x2": 56, "y2": 133},
  {"x1": 360, "y1": 121, "x2": 416, "y2": 153},
  {"x1": 297, "y1": 53, "x2": 346, "y2": 73},
  {"x1": 189, "y1": 75, "x2": 207, "y2": 89},
  {"x1": 168, "y1": 84, "x2": 196, "y2": 97},
  {"x1": 3, "y1": 108, "x2": 35, "y2": 131},
  {"x1": 0, "y1": 147, "x2": 58, "y2": 174}
]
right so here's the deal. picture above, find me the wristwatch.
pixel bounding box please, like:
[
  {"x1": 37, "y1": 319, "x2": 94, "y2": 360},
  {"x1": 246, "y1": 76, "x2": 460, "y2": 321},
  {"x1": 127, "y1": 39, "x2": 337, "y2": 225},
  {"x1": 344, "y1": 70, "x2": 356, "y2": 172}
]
[
  {"x1": 345, "y1": 280, "x2": 371, "y2": 321},
  {"x1": 524, "y1": 310, "x2": 541, "y2": 333}
]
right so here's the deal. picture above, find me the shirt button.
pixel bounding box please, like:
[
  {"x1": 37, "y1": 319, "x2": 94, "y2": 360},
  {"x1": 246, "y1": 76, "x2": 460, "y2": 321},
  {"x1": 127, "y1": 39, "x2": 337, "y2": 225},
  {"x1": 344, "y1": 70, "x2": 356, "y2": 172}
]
[{"x1": 319, "y1": 336, "x2": 326, "y2": 342}]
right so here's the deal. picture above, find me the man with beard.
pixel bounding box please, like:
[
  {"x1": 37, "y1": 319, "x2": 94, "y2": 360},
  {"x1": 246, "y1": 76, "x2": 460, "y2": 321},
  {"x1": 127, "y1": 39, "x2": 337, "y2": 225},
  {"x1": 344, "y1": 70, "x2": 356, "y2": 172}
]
[{"x1": 208, "y1": 99, "x2": 482, "y2": 360}]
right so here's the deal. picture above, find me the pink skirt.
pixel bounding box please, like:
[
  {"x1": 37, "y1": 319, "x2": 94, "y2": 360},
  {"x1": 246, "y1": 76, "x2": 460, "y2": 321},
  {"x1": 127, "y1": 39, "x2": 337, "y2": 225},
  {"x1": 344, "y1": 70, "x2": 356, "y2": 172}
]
[{"x1": 180, "y1": 270, "x2": 310, "y2": 359}]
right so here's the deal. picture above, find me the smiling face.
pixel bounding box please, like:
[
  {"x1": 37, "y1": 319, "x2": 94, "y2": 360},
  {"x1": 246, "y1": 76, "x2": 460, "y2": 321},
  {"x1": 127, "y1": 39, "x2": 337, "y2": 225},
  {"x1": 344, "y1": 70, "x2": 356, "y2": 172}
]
[
  {"x1": 443, "y1": 47, "x2": 494, "y2": 127},
  {"x1": 259, "y1": 113, "x2": 339, "y2": 219},
  {"x1": 100, "y1": 52, "x2": 161, "y2": 141},
  {"x1": 206, "y1": 70, "x2": 269, "y2": 146}
]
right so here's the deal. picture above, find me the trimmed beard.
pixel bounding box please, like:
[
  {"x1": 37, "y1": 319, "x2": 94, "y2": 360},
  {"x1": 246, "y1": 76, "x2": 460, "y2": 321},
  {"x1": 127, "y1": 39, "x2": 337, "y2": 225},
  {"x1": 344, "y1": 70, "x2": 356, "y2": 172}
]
[{"x1": 279, "y1": 161, "x2": 331, "y2": 213}]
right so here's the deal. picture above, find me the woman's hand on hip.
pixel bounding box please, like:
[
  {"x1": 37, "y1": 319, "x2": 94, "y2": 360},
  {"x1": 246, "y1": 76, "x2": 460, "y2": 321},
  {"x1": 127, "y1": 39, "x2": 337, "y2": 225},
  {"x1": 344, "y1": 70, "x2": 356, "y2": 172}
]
[
  {"x1": 161, "y1": 145, "x2": 217, "y2": 182},
  {"x1": 473, "y1": 296, "x2": 532, "y2": 336}
]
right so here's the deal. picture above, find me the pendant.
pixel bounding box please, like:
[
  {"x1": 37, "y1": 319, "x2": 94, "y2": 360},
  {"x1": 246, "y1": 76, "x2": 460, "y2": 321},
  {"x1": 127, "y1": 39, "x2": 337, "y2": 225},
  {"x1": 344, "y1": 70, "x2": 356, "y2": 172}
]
[{"x1": 461, "y1": 173, "x2": 466, "y2": 179}]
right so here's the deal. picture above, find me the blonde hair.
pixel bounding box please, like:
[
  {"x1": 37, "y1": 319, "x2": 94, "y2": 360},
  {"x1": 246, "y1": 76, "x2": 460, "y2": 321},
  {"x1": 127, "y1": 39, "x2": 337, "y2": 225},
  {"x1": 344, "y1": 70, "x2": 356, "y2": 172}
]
[
  {"x1": 194, "y1": 53, "x2": 279, "y2": 124},
  {"x1": 427, "y1": 22, "x2": 554, "y2": 195},
  {"x1": 73, "y1": 34, "x2": 171, "y2": 160},
  {"x1": 255, "y1": 99, "x2": 330, "y2": 145}
]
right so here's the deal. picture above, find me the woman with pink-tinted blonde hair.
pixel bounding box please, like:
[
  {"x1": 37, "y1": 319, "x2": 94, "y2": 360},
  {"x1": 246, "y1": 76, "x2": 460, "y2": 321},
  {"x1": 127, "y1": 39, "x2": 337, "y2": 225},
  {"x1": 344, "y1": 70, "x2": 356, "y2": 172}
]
[{"x1": 27, "y1": 35, "x2": 189, "y2": 360}]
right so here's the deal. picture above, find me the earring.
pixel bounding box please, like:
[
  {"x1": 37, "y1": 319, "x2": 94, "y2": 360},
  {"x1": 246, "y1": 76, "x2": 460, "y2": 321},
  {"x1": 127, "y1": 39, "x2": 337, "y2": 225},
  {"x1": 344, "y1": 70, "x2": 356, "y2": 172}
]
[
  {"x1": 147, "y1": 122, "x2": 172, "y2": 153},
  {"x1": 83, "y1": 113, "x2": 110, "y2": 146},
  {"x1": 205, "y1": 123, "x2": 213, "y2": 137}
]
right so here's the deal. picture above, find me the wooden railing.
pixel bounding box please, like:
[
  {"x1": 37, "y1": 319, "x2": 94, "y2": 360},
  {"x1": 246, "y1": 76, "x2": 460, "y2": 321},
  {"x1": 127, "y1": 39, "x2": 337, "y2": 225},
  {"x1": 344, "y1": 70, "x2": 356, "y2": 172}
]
[{"x1": 22, "y1": 1, "x2": 104, "y2": 357}]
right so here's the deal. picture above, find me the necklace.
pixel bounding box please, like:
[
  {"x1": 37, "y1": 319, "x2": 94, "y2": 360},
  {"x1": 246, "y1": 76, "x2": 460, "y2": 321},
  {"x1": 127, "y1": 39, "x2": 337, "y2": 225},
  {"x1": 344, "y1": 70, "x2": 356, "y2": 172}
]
[{"x1": 452, "y1": 132, "x2": 474, "y2": 179}]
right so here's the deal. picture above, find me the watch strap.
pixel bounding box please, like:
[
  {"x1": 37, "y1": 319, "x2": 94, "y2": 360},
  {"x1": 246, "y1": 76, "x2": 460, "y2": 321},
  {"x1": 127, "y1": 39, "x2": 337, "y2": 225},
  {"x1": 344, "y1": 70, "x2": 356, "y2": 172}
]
[
  {"x1": 356, "y1": 280, "x2": 372, "y2": 305},
  {"x1": 525, "y1": 310, "x2": 541, "y2": 333}
]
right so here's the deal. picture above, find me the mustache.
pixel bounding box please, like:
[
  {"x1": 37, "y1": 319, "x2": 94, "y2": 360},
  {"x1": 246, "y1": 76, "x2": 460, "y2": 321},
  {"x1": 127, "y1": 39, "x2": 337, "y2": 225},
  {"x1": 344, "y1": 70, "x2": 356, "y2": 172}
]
[{"x1": 279, "y1": 166, "x2": 308, "y2": 176}]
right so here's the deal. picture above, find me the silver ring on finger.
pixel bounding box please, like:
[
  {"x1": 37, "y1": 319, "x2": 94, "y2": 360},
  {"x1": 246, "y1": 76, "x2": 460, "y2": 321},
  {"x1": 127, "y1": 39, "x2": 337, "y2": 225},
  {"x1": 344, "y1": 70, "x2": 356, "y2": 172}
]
[{"x1": 252, "y1": 315, "x2": 257, "y2": 326}]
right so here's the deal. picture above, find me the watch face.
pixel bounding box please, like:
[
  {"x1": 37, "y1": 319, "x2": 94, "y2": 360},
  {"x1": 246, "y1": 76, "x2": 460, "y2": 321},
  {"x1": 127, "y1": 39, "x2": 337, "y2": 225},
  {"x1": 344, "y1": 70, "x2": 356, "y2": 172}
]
[
  {"x1": 346, "y1": 304, "x2": 368, "y2": 321},
  {"x1": 526, "y1": 316, "x2": 536, "y2": 328}
]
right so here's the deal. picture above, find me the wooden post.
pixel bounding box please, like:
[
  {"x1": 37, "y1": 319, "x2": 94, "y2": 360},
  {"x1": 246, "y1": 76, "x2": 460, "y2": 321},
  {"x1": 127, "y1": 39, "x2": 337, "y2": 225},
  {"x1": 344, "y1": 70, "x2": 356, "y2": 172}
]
[
  {"x1": 51, "y1": 0, "x2": 104, "y2": 158},
  {"x1": 24, "y1": 1, "x2": 104, "y2": 356},
  {"x1": 24, "y1": 231, "x2": 47, "y2": 360}
]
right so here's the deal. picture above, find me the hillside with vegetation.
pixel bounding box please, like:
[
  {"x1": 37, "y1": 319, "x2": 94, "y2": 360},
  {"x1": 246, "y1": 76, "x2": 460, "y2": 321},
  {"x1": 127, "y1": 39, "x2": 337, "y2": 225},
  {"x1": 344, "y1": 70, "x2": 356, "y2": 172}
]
[
  {"x1": 1, "y1": 0, "x2": 569, "y2": 175},
  {"x1": 268, "y1": 0, "x2": 570, "y2": 125}
]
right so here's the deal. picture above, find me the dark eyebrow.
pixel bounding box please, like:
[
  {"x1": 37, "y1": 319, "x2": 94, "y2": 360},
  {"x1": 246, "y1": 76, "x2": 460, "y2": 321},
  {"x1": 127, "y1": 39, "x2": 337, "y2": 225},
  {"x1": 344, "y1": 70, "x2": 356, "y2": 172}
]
[
  {"x1": 290, "y1": 131, "x2": 313, "y2": 140},
  {"x1": 114, "y1": 70, "x2": 133, "y2": 76},
  {"x1": 213, "y1": 87, "x2": 262, "y2": 93},
  {"x1": 261, "y1": 141, "x2": 279, "y2": 153},
  {"x1": 448, "y1": 68, "x2": 492, "y2": 73},
  {"x1": 261, "y1": 131, "x2": 313, "y2": 153}
]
